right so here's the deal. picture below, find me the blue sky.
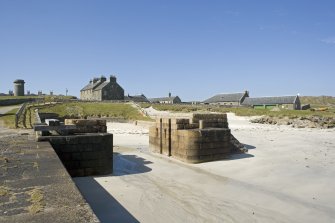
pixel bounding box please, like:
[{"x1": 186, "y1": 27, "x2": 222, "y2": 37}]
[{"x1": 0, "y1": 0, "x2": 334, "y2": 101}]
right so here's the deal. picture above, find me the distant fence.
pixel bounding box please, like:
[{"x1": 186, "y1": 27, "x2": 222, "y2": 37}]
[
  {"x1": 0, "y1": 98, "x2": 36, "y2": 106},
  {"x1": 34, "y1": 109, "x2": 42, "y2": 124},
  {"x1": 15, "y1": 103, "x2": 27, "y2": 128}
]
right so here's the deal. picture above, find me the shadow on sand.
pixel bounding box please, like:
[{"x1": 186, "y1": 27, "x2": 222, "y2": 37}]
[
  {"x1": 74, "y1": 153, "x2": 153, "y2": 222},
  {"x1": 229, "y1": 153, "x2": 254, "y2": 160},
  {"x1": 228, "y1": 144, "x2": 256, "y2": 160},
  {"x1": 74, "y1": 177, "x2": 140, "y2": 223},
  {"x1": 243, "y1": 144, "x2": 256, "y2": 150},
  {"x1": 112, "y1": 152, "x2": 153, "y2": 176}
]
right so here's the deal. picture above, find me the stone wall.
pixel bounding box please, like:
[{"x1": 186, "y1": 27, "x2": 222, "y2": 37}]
[
  {"x1": 0, "y1": 98, "x2": 35, "y2": 106},
  {"x1": 65, "y1": 119, "x2": 107, "y2": 134},
  {"x1": 0, "y1": 133, "x2": 99, "y2": 222},
  {"x1": 101, "y1": 83, "x2": 124, "y2": 101},
  {"x1": 38, "y1": 133, "x2": 113, "y2": 177},
  {"x1": 149, "y1": 113, "x2": 245, "y2": 163}
]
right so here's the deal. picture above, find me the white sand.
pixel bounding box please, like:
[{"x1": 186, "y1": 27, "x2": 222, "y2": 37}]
[
  {"x1": 74, "y1": 113, "x2": 335, "y2": 223},
  {"x1": 106, "y1": 122, "x2": 149, "y2": 150}
]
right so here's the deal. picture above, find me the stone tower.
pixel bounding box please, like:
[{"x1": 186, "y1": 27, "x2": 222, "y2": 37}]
[{"x1": 13, "y1": 79, "x2": 25, "y2": 96}]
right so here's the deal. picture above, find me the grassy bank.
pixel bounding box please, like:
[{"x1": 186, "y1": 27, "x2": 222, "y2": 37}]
[
  {"x1": 39, "y1": 102, "x2": 152, "y2": 121},
  {"x1": 0, "y1": 95, "x2": 76, "y2": 101},
  {"x1": 300, "y1": 96, "x2": 335, "y2": 107},
  {"x1": 211, "y1": 107, "x2": 335, "y2": 118},
  {"x1": 0, "y1": 96, "x2": 41, "y2": 100},
  {"x1": 140, "y1": 103, "x2": 335, "y2": 118},
  {"x1": 0, "y1": 108, "x2": 19, "y2": 128}
]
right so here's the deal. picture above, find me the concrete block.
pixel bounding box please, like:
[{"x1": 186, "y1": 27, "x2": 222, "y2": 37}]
[
  {"x1": 171, "y1": 119, "x2": 190, "y2": 124},
  {"x1": 82, "y1": 151, "x2": 104, "y2": 160},
  {"x1": 65, "y1": 119, "x2": 107, "y2": 126},
  {"x1": 71, "y1": 152, "x2": 82, "y2": 160},
  {"x1": 59, "y1": 145, "x2": 81, "y2": 153},
  {"x1": 45, "y1": 119, "x2": 60, "y2": 126},
  {"x1": 49, "y1": 137, "x2": 66, "y2": 145},
  {"x1": 68, "y1": 169, "x2": 85, "y2": 177},
  {"x1": 80, "y1": 160, "x2": 100, "y2": 168},
  {"x1": 171, "y1": 124, "x2": 185, "y2": 130}
]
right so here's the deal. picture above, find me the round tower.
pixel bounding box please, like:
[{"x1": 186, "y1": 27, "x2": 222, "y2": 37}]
[{"x1": 13, "y1": 79, "x2": 25, "y2": 96}]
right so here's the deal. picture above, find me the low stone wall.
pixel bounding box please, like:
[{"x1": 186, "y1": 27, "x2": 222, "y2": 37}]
[
  {"x1": 65, "y1": 119, "x2": 107, "y2": 133},
  {"x1": 0, "y1": 98, "x2": 36, "y2": 106},
  {"x1": 38, "y1": 133, "x2": 113, "y2": 177},
  {"x1": 0, "y1": 133, "x2": 98, "y2": 222},
  {"x1": 149, "y1": 113, "x2": 245, "y2": 163},
  {"x1": 38, "y1": 112, "x2": 59, "y2": 122}
]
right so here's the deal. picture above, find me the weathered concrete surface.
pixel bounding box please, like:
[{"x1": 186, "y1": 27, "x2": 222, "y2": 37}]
[{"x1": 0, "y1": 129, "x2": 99, "y2": 223}]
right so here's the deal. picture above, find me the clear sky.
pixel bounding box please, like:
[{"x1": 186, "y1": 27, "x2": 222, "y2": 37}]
[{"x1": 0, "y1": 0, "x2": 334, "y2": 101}]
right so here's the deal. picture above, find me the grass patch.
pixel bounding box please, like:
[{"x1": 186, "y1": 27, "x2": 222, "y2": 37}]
[
  {"x1": 27, "y1": 188, "x2": 44, "y2": 214},
  {"x1": 0, "y1": 186, "x2": 9, "y2": 196},
  {"x1": 0, "y1": 108, "x2": 19, "y2": 128},
  {"x1": 145, "y1": 103, "x2": 335, "y2": 118},
  {"x1": 39, "y1": 102, "x2": 152, "y2": 121},
  {"x1": 300, "y1": 96, "x2": 335, "y2": 108},
  {"x1": 149, "y1": 103, "x2": 208, "y2": 112},
  {"x1": 0, "y1": 96, "x2": 41, "y2": 100},
  {"x1": 0, "y1": 95, "x2": 76, "y2": 101},
  {"x1": 211, "y1": 107, "x2": 335, "y2": 118}
]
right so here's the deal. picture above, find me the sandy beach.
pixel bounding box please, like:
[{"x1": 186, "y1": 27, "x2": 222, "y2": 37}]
[{"x1": 74, "y1": 113, "x2": 335, "y2": 223}]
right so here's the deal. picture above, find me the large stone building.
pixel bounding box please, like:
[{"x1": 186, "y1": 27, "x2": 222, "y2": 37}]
[
  {"x1": 203, "y1": 91, "x2": 249, "y2": 105},
  {"x1": 242, "y1": 95, "x2": 301, "y2": 110},
  {"x1": 80, "y1": 75, "x2": 124, "y2": 101},
  {"x1": 124, "y1": 94, "x2": 150, "y2": 103},
  {"x1": 149, "y1": 93, "x2": 182, "y2": 104}
]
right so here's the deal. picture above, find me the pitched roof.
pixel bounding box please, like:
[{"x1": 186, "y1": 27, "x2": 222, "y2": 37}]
[
  {"x1": 81, "y1": 83, "x2": 93, "y2": 91},
  {"x1": 203, "y1": 92, "x2": 246, "y2": 103},
  {"x1": 94, "y1": 82, "x2": 109, "y2": 90},
  {"x1": 125, "y1": 94, "x2": 149, "y2": 103},
  {"x1": 80, "y1": 81, "x2": 104, "y2": 91},
  {"x1": 149, "y1": 96, "x2": 179, "y2": 103},
  {"x1": 242, "y1": 96, "x2": 298, "y2": 105}
]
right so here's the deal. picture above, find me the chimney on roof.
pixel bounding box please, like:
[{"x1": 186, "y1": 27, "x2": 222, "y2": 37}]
[
  {"x1": 245, "y1": 90, "x2": 249, "y2": 97},
  {"x1": 110, "y1": 75, "x2": 117, "y2": 83},
  {"x1": 93, "y1": 78, "x2": 99, "y2": 84},
  {"x1": 100, "y1": 75, "x2": 107, "y2": 82}
]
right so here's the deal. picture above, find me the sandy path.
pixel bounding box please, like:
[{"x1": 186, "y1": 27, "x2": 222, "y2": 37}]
[
  {"x1": 0, "y1": 105, "x2": 20, "y2": 115},
  {"x1": 74, "y1": 113, "x2": 335, "y2": 223},
  {"x1": 0, "y1": 105, "x2": 30, "y2": 136},
  {"x1": 106, "y1": 122, "x2": 149, "y2": 150}
]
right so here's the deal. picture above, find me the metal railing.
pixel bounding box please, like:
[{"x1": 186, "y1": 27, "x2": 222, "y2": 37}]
[{"x1": 15, "y1": 103, "x2": 27, "y2": 128}]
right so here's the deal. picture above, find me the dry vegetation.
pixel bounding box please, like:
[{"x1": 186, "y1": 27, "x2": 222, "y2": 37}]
[
  {"x1": 38, "y1": 102, "x2": 152, "y2": 121},
  {"x1": 300, "y1": 96, "x2": 335, "y2": 108},
  {"x1": 0, "y1": 95, "x2": 76, "y2": 101},
  {"x1": 0, "y1": 108, "x2": 19, "y2": 128},
  {"x1": 140, "y1": 103, "x2": 335, "y2": 118}
]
